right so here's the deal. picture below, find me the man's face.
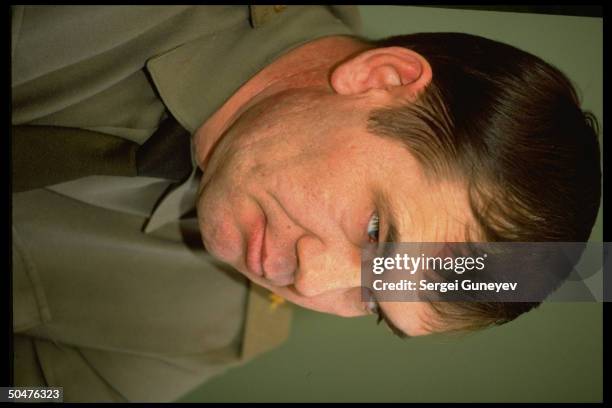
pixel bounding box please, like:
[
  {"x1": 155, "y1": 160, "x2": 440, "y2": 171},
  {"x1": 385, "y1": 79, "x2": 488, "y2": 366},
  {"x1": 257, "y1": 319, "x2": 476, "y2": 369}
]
[{"x1": 196, "y1": 88, "x2": 473, "y2": 337}]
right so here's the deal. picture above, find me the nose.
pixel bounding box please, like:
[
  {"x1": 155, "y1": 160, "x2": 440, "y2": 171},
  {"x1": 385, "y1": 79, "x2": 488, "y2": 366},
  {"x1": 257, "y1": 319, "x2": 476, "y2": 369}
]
[{"x1": 293, "y1": 235, "x2": 362, "y2": 297}]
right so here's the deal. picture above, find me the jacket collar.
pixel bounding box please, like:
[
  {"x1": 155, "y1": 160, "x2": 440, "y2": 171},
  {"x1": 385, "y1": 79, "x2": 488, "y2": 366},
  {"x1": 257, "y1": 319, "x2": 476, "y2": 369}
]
[{"x1": 145, "y1": 5, "x2": 356, "y2": 134}]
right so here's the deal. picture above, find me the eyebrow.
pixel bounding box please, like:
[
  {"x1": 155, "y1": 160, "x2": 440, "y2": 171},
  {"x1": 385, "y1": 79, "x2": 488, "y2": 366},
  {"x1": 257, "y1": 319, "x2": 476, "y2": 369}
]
[
  {"x1": 376, "y1": 303, "x2": 411, "y2": 340},
  {"x1": 372, "y1": 191, "x2": 412, "y2": 339}
]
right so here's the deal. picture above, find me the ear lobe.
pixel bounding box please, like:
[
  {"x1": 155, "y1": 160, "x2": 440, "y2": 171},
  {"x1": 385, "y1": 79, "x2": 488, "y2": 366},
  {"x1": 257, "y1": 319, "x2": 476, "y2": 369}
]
[{"x1": 331, "y1": 46, "x2": 432, "y2": 99}]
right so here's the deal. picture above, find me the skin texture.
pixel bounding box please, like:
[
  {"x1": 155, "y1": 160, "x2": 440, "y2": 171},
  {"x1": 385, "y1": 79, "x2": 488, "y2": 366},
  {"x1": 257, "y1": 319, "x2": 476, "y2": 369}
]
[{"x1": 194, "y1": 36, "x2": 476, "y2": 336}]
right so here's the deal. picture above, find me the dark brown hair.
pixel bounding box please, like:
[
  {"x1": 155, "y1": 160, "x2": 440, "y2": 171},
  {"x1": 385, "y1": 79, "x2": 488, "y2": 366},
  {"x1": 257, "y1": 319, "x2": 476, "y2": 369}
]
[{"x1": 367, "y1": 33, "x2": 602, "y2": 333}]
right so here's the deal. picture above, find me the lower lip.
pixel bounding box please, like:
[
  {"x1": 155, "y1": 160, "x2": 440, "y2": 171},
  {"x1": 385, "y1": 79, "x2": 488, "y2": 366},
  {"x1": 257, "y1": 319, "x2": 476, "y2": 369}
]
[{"x1": 246, "y1": 216, "x2": 266, "y2": 277}]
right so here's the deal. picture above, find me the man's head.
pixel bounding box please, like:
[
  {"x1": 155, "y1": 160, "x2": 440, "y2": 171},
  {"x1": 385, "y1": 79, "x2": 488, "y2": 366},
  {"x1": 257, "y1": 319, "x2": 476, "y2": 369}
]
[{"x1": 195, "y1": 33, "x2": 601, "y2": 337}]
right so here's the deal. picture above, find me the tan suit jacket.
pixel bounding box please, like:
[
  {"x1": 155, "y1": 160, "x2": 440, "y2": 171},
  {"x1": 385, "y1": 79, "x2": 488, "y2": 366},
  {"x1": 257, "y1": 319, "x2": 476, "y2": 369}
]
[{"x1": 11, "y1": 5, "x2": 360, "y2": 402}]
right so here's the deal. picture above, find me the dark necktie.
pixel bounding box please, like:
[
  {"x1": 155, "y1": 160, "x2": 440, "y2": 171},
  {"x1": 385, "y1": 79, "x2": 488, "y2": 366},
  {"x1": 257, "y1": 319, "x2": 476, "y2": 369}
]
[{"x1": 12, "y1": 113, "x2": 193, "y2": 192}]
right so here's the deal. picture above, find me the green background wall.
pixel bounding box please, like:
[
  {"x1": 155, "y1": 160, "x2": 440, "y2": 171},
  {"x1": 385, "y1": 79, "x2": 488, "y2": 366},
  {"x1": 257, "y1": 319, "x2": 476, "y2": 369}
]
[{"x1": 180, "y1": 6, "x2": 603, "y2": 402}]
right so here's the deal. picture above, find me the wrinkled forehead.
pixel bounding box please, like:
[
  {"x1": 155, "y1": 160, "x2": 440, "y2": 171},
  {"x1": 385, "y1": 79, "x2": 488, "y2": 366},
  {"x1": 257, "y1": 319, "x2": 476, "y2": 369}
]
[
  {"x1": 376, "y1": 143, "x2": 479, "y2": 243},
  {"x1": 375, "y1": 149, "x2": 483, "y2": 336}
]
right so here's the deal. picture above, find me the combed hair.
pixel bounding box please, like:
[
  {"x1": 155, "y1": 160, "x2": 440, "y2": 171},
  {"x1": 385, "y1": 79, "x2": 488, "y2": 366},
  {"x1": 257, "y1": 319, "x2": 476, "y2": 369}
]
[{"x1": 366, "y1": 33, "x2": 601, "y2": 333}]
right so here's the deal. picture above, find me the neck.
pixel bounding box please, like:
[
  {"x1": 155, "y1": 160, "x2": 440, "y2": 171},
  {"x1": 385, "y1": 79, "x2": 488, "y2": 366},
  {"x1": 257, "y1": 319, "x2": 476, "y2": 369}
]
[{"x1": 193, "y1": 35, "x2": 370, "y2": 169}]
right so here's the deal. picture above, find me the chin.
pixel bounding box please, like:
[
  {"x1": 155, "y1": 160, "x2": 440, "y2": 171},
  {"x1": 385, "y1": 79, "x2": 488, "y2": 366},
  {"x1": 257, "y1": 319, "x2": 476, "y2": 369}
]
[{"x1": 199, "y1": 218, "x2": 243, "y2": 266}]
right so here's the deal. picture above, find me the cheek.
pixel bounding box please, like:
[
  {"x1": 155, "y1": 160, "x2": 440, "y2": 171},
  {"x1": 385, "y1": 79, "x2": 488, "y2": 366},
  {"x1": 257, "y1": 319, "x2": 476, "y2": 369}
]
[{"x1": 197, "y1": 165, "x2": 253, "y2": 265}]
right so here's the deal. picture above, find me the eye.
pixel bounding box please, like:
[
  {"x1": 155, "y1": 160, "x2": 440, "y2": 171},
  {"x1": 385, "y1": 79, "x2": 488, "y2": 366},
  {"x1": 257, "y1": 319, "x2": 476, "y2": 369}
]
[
  {"x1": 367, "y1": 299, "x2": 384, "y2": 325},
  {"x1": 364, "y1": 290, "x2": 380, "y2": 315},
  {"x1": 367, "y1": 212, "x2": 380, "y2": 243},
  {"x1": 366, "y1": 298, "x2": 379, "y2": 314}
]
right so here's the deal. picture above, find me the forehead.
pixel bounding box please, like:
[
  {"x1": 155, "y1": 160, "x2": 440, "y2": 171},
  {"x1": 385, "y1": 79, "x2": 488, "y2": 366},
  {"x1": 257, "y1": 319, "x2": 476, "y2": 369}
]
[
  {"x1": 369, "y1": 137, "x2": 479, "y2": 336},
  {"x1": 372, "y1": 137, "x2": 476, "y2": 243}
]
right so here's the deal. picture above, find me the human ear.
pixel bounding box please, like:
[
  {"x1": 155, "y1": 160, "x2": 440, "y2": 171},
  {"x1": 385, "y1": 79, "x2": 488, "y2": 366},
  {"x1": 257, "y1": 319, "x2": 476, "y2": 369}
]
[{"x1": 330, "y1": 46, "x2": 432, "y2": 99}]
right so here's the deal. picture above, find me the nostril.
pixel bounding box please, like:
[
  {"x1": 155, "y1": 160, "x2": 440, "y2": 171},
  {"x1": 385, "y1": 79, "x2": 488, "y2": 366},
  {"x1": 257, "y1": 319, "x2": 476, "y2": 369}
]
[{"x1": 292, "y1": 272, "x2": 324, "y2": 298}]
